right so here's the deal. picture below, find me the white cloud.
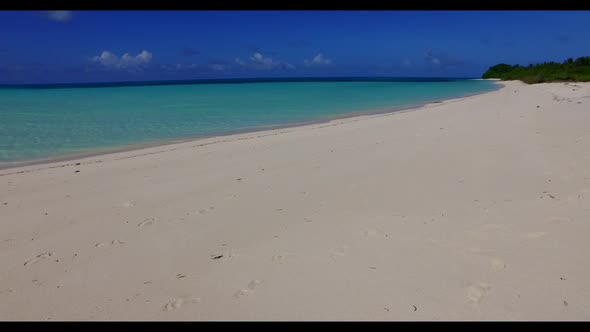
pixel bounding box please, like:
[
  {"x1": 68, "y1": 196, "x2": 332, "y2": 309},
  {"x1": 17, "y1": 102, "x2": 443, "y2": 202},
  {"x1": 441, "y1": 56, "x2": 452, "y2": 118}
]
[
  {"x1": 156, "y1": 63, "x2": 202, "y2": 72},
  {"x1": 92, "y1": 50, "x2": 152, "y2": 70},
  {"x1": 174, "y1": 63, "x2": 198, "y2": 70},
  {"x1": 424, "y1": 50, "x2": 464, "y2": 67},
  {"x1": 250, "y1": 52, "x2": 272, "y2": 67},
  {"x1": 208, "y1": 63, "x2": 229, "y2": 71},
  {"x1": 236, "y1": 53, "x2": 295, "y2": 70},
  {"x1": 43, "y1": 11, "x2": 74, "y2": 22},
  {"x1": 304, "y1": 53, "x2": 332, "y2": 67}
]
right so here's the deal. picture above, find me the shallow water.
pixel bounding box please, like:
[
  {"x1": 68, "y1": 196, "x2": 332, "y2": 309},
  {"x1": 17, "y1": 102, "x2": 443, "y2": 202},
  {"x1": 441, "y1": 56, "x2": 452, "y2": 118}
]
[{"x1": 0, "y1": 78, "x2": 498, "y2": 163}]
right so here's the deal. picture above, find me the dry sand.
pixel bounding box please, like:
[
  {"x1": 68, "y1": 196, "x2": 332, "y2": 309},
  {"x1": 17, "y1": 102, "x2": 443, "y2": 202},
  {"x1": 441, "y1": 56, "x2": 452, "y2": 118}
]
[{"x1": 1, "y1": 81, "x2": 590, "y2": 320}]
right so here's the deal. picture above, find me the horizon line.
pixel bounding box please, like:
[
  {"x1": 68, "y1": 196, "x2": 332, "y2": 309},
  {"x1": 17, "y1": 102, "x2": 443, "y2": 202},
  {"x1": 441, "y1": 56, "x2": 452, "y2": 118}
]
[{"x1": 0, "y1": 76, "x2": 481, "y2": 89}]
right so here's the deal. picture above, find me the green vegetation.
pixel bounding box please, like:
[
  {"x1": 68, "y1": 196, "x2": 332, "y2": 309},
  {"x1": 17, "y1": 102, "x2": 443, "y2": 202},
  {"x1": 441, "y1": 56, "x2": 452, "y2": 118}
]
[{"x1": 482, "y1": 56, "x2": 590, "y2": 84}]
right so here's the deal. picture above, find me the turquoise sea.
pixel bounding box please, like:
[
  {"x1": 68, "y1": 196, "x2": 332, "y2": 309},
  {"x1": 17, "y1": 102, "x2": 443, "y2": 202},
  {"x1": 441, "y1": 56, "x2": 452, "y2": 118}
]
[{"x1": 0, "y1": 78, "x2": 498, "y2": 164}]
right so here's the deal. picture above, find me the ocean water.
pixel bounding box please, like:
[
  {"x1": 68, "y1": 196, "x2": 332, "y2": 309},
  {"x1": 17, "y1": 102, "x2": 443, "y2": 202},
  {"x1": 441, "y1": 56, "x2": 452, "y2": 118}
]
[{"x1": 0, "y1": 78, "x2": 498, "y2": 164}]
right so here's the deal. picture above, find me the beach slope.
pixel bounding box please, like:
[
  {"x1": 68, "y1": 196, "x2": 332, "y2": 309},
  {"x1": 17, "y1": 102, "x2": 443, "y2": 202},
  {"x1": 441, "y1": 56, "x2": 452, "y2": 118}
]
[{"x1": 1, "y1": 81, "x2": 590, "y2": 320}]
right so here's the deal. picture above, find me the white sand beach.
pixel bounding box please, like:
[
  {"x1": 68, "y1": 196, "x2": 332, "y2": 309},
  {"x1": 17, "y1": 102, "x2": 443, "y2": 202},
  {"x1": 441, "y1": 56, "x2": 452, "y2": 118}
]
[{"x1": 1, "y1": 80, "x2": 590, "y2": 320}]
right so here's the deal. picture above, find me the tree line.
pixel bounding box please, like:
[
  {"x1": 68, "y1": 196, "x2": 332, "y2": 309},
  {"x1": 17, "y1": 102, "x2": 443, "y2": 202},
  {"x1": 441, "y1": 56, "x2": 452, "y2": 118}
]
[{"x1": 482, "y1": 56, "x2": 590, "y2": 84}]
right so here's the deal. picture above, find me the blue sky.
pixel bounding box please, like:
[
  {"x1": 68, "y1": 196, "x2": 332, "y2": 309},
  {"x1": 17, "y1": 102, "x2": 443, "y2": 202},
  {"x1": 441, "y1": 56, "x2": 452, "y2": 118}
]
[{"x1": 1, "y1": 10, "x2": 590, "y2": 84}]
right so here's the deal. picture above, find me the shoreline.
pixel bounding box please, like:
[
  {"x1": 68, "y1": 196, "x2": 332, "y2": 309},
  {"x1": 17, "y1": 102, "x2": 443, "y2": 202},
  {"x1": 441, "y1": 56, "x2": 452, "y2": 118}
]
[
  {"x1": 0, "y1": 82, "x2": 501, "y2": 173},
  {"x1": 2, "y1": 80, "x2": 590, "y2": 320}
]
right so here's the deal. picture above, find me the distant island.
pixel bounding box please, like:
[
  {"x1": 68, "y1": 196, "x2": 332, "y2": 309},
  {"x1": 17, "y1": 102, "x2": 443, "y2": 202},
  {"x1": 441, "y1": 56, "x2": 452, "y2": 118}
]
[{"x1": 482, "y1": 56, "x2": 590, "y2": 84}]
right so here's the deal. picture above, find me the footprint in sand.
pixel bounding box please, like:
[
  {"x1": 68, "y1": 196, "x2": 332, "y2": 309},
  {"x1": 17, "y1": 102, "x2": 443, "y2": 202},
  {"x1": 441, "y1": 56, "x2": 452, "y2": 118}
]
[
  {"x1": 163, "y1": 298, "x2": 184, "y2": 311},
  {"x1": 573, "y1": 189, "x2": 590, "y2": 201},
  {"x1": 197, "y1": 207, "x2": 215, "y2": 215},
  {"x1": 24, "y1": 252, "x2": 54, "y2": 266},
  {"x1": 272, "y1": 255, "x2": 287, "y2": 263},
  {"x1": 137, "y1": 218, "x2": 156, "y2": 228},
  {"x1": 426, "y1": 238, "x2": 440, "y2": 245},
  {"x1": 465, "y1": 230, "x2": 487, "y2": 240},
  {"x1": 271, "y1": 253, "x2": 295, "y2": 263},
  {"x1": 162, "y1": 297, "x2": 200, "y2": 312},
  {"x1": 364, "y1": 229, "x2": 379, "y2": 237},
  {"x1": 122, "y1": 201, "x2": 136, "y2": 208},
  {"x1": 234, "y1": 280, "x2": 262, "y2": 298},
  {"x1": 468, "y1": 247, "x2": 496, "y2": 255},
  {"x1": 550, "y1": 216, "x2": 573, "y2": 223},
  {"x1": 466, "y1": 282, "x2": 492, "y2": 303},
  {"x1": 330, "y1": 251, "x2": 345, "y2": 258},
  {"x1": 524, "y1": 232, "x2": 548, "y2": 239},
  {"x1": 482, "y1": 224, "x2": 509, "y2": 231},
  {"x1": 364, "y1": 228, "x2": 387, "y2": 238},
  {"x1": 490, "y1": 258, "x2": 506, "y2": 271},
  {"x1": 95, "y1": 240, "x2": 125, "y2": 248},
  {"x1": 329, "y1": 246, "x2": 348, "y2": 259}
]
